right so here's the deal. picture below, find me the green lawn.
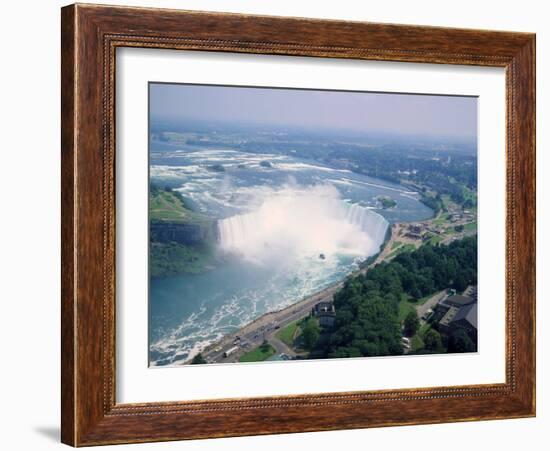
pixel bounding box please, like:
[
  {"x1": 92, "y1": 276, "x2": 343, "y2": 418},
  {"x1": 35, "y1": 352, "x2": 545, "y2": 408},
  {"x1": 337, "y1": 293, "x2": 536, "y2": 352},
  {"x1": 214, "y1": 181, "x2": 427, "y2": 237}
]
[
  {"x1": 398, "y1": 289, "x2": 442, "y2": 323},
  {"x1": 444, "y1": 226, "x2": 457, "y2": 235},
  {"x1": 276, "y1": 320, "x2": 301, "y2": 347},
  {"x1": 463, "y1": 221, "x2": 478, "y2": 233},
  {"x1": 440, "y1": 194, "x2": 451, "y2": 209},
  {"x1": 149, "y1": 188, "x2": 207, "y2": 224},
  {"x1": 400, "y1": 243, "x2": 416, "y2": 253},
  {"x1": 389, "y1": 243, "x2": 416, "y2": 259},
  {"x1": 407, "y1": 323, "x2": 434, "y2": 353},
  {"x1": 398, "y1": 295, "x2": 417, "y2": 322},
  {"x1": 391, "y1": 240, "x2": 403, "y2": 250},
  {"x1": 432, "y1": 213, "x2": 451, "y2": 226},
  {"x1": 427, "y1": 233, "x2": 444, "y2": 245},
  {"x1": 419, "y1": 322, "x2": 432, "y2": 337},
  {"x1": 239, "y1": 343, "x2": 276, "y2": 363},
  {"x1": 150, "y1": 190, "x2": 187, "y2": 221},
  {"x1": 442, "y1": 221, "x2": 477, "y2": 237},
  {"x1": 402, "y1": 318, "x2": 434, "y2": 353},
  {"x1": 411, "y1": 334, "x2": 425, "y2": 352}
]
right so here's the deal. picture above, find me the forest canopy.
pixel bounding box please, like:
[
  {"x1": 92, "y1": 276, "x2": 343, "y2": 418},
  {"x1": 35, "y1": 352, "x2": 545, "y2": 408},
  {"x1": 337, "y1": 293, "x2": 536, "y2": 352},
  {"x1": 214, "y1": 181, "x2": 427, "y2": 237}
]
[{"x1": 321, "y1": 236, "x2": 477, "y2": 359}]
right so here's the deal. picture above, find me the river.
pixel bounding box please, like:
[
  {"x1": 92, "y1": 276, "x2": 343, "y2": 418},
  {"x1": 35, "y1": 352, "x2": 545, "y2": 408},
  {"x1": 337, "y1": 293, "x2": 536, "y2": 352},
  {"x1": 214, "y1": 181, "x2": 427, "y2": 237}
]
[{"x1": 148, "y1": 146, "x2": 432, "y2": 366}]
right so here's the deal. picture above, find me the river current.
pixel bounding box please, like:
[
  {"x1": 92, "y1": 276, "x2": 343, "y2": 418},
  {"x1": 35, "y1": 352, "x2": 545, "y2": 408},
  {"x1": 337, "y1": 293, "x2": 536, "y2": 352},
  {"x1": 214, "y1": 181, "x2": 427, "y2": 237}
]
[{"x1": 149, "y1": 146, "x2": 432, "y2": 366}]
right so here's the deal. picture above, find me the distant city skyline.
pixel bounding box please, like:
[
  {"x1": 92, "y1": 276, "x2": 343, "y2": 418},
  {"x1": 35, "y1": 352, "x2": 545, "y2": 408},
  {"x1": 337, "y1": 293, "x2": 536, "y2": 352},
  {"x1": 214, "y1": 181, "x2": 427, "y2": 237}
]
[{"x1": 150, "y1": 83, "x2": 477, "y2": 140}]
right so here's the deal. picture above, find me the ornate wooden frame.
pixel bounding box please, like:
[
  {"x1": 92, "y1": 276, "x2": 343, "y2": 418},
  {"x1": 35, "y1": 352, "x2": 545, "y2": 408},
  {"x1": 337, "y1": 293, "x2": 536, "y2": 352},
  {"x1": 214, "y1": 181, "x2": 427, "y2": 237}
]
[{"x1": 61, "y1": 3, "x2": 536, "y2": 446}]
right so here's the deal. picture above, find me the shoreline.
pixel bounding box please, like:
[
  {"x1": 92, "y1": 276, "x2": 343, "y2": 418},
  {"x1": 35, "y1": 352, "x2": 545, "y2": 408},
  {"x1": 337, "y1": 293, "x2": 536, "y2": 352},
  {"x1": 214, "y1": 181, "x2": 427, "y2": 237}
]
[
  {"x1": 182, "y1": 223, "x2": 399, "y2": 365},
  {"x1": 194, "y1": 278, "x2": 347, "y2": 364},
  {"x1": 182, "y1": 203, "x2": 476, "y2": 365}
]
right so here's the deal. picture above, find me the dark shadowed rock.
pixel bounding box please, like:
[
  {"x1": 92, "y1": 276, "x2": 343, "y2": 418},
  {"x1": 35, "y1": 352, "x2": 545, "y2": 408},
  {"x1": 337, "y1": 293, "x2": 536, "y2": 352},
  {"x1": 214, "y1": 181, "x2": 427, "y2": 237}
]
[{"x1": 150, "y1": 222, "x2": 214, "y2": 246}]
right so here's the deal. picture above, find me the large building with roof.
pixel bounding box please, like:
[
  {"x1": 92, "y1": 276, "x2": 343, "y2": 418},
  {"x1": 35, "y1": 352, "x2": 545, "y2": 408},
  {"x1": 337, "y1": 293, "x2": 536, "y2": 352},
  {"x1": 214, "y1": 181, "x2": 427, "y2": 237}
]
[{"x1": 436, "y1": 288, "x2": 478, "y2": 342}]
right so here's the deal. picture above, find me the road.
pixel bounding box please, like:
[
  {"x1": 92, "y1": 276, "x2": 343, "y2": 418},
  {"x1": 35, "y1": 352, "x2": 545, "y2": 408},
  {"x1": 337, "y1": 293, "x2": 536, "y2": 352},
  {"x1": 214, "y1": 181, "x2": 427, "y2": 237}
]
[
  {"x1": 187, "y1": 216, "x2": 471, "y2": 364},
  {"x1": 196, "y1": 226, "x2": 404, "y2": 364},
  {"x1": 190, "y1": 224, "x2": 403, "y2": 364},
  {"x1": 196, "y1": 282, "x2": 342, "y2": 364},
  {"x1": 416, "y1": 290, "x2": 447, "y2": 322},
  {"x1": 268, "y1": 335, "x2": 297, "y2": 358},
  {"x1": 440, "y1": 227, "x2": 477, "y2": 245}
]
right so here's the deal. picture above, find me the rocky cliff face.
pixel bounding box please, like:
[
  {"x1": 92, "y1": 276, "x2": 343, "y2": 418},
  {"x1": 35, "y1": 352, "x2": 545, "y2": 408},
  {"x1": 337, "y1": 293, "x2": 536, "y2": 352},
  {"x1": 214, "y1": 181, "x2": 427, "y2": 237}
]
[{"x1": 150, "y1": 221, "x2": 216, "y2": 246}]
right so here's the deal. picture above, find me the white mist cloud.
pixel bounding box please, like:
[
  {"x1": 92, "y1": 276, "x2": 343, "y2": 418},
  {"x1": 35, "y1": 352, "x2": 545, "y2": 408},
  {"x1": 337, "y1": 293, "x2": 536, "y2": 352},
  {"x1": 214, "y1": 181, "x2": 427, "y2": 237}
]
[{"x1": 218, "y1": 184, "x2": 388, "y2": 265}]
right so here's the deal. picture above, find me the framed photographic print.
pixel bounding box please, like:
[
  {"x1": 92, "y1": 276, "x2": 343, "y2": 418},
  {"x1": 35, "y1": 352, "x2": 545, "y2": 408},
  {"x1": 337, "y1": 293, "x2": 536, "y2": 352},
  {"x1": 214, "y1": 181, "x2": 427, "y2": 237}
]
[{"x1": 61, "y1": 3, "x2": 536, "y2": 446}]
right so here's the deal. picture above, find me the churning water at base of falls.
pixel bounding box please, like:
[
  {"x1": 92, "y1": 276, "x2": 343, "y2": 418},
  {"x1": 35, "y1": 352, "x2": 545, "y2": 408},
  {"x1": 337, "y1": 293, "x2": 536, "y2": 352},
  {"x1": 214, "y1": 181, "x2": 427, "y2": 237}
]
[
  {"x1": 148, "y1": 148, "x2": 432, "y2": 366},
  {"x1": 217, "y1": 185, "x2": 389, "y2": 265}
]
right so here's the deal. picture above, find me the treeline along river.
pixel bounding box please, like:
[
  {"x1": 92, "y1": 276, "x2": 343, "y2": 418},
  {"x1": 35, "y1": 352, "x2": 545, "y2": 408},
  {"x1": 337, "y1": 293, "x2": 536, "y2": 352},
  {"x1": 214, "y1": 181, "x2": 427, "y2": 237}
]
[{"x1": 148, "y1": 144, "x2": 433, "y2": 366}]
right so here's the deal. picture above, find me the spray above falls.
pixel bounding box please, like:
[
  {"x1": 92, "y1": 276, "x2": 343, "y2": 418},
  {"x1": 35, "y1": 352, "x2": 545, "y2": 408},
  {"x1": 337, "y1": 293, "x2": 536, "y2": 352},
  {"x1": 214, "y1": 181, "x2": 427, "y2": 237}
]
[{"x1": 217, "y1": 184, "x2": 389, "y2": 265}]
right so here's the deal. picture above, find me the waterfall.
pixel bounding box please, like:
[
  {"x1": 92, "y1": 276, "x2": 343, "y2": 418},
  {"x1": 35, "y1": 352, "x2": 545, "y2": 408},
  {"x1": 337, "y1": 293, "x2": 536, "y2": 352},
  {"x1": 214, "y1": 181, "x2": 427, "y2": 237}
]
[
  {"x1": 217, "y1": 185, "x2": 388, "y2": 264},
  {"x1": 341, "y1": 202, "x2": 389, "y2": 248},
  {"x1": 218, "y1": 212, "x2": 261, "y2": 254}
]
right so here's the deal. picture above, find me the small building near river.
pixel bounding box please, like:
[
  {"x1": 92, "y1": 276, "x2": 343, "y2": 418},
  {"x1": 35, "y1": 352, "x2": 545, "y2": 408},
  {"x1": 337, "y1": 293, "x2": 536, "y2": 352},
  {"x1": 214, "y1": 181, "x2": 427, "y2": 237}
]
[{"x1": 312, "y1": 301, "x2": 336, "y2": 328}]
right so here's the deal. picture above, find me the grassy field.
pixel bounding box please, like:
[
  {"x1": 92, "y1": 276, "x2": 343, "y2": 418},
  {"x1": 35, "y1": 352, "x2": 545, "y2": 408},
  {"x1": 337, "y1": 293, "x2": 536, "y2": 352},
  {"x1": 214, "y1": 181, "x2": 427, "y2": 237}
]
[
  {"x1": 411, "y1": 334, "x2": 425, "y2": 352},
  {"x1": 391, "y1": 240, "x2": 403, "y2": 250},
  {"x1": 398, "y1": 294, "x2": 417, "y2": 322},
  {"x1": 407, "y1": 318, "x2": 437, "y2": 353},
  {"x1": 149, "y1": 187, "x2": 216, "y2": 276},
  {"x1": 440, "y1": 221, "x2": 477, "y2": 237},
  {"x1": 276, "y1": 320, "x2": 301, "y2": 347},
  {"x1": 398, "y1": 294, "x2": 429, "y2": 352},
  {"x1": 431, "y1": 213, "x2": 450, "y2": 226},
  {"x1": 389, "y1": 243, "x2": 416, "y2": 259},
  {"x1": 399, "y1": 243, "x2": 416, "y2": 253},
  {"x1": 463, "y1": 221, "x2": 478, "y2": 233},
  {"x1": 150, "y1": 188, "x2": 207, "y2": 224},
  {"x1": 398, "y1": 290, "x2": 441, "y2": 323},
  {"x1": 239, "y1": 343, "x2": 276, "y2": 362},
  {"x1": 150, "y1": 189, "x2": 187, "y2": 221},
  {"x1": 426, "y1": 233, "x2": 444, "y2": 245},
  {"x1": 419, "y1": 322, "x2": 432, "y2": 336}
]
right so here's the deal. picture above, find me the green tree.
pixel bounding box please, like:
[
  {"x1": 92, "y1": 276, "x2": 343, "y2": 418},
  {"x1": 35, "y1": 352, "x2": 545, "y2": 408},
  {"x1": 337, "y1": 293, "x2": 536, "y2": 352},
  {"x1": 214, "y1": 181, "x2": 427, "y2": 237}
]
[
  {"x1": 302, "y1": 318, "x2": 321, "y2": 350},
  {"x1": 260, "y1": 339, "x2": 271, "y2": 352},
  {"x1": 424, "y1": 329, "x2": 444, "y2": 352},
  {"x1": 326, "y1": 237, "x2": 477, "y2": 358},
  {"x1": 448, "y1": 329, "x2": 476, "y2": 353},
  {"x1": 453, "y1": 271, "x2": 469, "y2": 292},
  {"x1": 403, "y1": 311, "x2": 420, "y2": 337},
  {"x1": 191, "y1": 353, "x2": 206, "y2": 365}
]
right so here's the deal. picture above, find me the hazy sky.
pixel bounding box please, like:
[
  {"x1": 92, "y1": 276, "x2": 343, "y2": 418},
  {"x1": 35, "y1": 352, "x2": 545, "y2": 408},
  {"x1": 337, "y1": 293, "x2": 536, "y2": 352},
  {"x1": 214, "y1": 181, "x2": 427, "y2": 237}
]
[{"x1": 150, "y1": 83, "x2": 477, "y2": 139}]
